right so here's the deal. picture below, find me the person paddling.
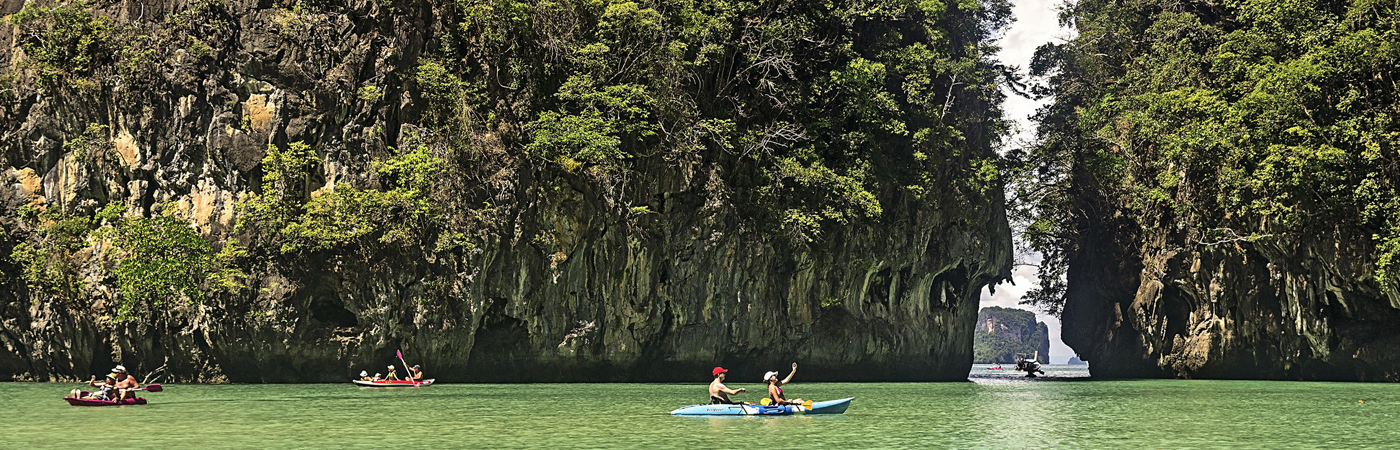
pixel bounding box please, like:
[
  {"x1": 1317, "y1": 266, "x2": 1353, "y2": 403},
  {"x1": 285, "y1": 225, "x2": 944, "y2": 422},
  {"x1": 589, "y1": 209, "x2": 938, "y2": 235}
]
[
  {"x1": 708, "y1": 367, "x2": 745, "y2": 404},
  {"x1": 764, "y1": 363, "x2": 805, "y2": 406},
  {"x1": 408, "y1": 365, "x2": 424, "y2": 382},
  {"x1": 112, "y1": 365, "x2": 140, "y2": 400}
]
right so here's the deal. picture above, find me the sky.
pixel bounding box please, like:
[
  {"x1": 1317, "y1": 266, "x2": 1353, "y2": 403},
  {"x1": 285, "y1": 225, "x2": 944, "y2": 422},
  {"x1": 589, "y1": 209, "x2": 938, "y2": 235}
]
[{"x1": 979, "y1": 0, "x2": 1076, "y2": 364}]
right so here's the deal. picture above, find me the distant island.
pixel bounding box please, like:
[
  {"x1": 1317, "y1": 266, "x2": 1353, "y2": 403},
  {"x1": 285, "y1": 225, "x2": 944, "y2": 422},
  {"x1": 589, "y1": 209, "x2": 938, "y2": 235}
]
[
  {"x1": 1067, "y1": 356, "x2": 1088, "y2": 365},
  {"x1": 973, "y1": 307, "x2": 1049, "y2": 364}
]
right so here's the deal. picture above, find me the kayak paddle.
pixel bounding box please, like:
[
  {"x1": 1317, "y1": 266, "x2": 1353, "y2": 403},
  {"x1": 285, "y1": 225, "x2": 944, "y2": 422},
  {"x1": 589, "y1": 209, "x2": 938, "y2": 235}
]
[
  {"x1": 396, "y1": 350, "x2": 418, "y2": 387},
  {"x1": 758, "y1": 398, "x2": 812, "y2": 409},
  {"x1": 137, "y1": 383, "x2": 163, "y2": 392}
]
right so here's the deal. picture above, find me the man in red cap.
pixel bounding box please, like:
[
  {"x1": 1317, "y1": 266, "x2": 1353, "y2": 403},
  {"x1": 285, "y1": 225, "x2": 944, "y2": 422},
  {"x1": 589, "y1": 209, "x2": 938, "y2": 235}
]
[{"x1": 708, "y1": 367, "x2": 746, "y2": 404}]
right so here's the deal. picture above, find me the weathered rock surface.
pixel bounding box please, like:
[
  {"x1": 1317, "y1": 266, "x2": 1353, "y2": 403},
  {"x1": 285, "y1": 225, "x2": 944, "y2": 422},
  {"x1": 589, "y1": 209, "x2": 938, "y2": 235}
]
[
  {"x1": 1063, "y1": 221, "x2": 1400, "y2": 381},
  {"x1": 0, "y1": 0, "x2": 1013, "y2": 382}
]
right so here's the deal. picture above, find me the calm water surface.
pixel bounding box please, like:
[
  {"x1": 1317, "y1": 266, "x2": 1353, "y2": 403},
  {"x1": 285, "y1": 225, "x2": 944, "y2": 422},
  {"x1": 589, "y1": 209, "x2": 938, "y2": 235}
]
[{"x1": 6, "y1": 365, "x2": 1398, "y2": 449}]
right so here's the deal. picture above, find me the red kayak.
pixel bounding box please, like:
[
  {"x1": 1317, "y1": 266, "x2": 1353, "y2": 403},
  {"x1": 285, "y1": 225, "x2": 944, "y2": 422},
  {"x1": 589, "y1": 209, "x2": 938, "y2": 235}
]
[
  {"x1": 352, "y1": 379, "x2": 434, "y2": 387},
  {"x1": 64, "y1": 392, "x2": 148, "y2": 407}
]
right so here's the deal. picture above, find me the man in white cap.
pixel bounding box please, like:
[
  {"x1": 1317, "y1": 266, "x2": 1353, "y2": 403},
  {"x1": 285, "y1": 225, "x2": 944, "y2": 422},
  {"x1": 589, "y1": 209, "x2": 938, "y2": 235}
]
[{"x1": 112, "y1": 365, "x2": 141, "y2": 401}]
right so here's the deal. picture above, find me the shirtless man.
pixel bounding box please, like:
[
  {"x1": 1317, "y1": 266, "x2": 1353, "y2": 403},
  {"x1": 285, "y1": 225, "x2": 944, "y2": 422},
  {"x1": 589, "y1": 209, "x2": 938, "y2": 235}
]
[
  {"x1": 112, "y1": 365, "x2": 140, "y2": 400},
  {"x1": 708, "y1": 367, "x2": 745, "y2": 404}
]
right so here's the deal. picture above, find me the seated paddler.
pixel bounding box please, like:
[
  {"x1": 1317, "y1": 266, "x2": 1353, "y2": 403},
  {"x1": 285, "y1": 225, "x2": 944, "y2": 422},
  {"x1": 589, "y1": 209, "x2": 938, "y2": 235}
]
[
  {"x1": 73, "y1": 373, "x2": 116, "y2": 400},
  {"x1": 764, "y1": 363, "x2": 805, "y2": 406},
  {"x1": 112, "y1": 365, "x2": 140, "y2": 400},
  {"x1": 409, "y1": 365, "x2": 424, "y2": 381},
  {"x1": 708, "y1": 366, "x2": 745, "y2": 404}
]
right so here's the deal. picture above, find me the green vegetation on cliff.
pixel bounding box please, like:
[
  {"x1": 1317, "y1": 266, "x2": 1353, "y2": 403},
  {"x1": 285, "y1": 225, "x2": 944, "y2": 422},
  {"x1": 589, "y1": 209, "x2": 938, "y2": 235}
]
[
  {"x1": 431, "y1": 0, "x2": 1015, "y2": 241},
  {"x1": 1016, "y1": 0, "x2": 1400, "y2": 314},
  {"x1": 0, "y1": 0, "x2": 1014, "y2": 382},
  {"x1": 972, "y1": 306, "x2": 1047, "y2": 364},
  {"x1": 1013, "y1": 0, "x2": 1400, "y2": 379},
  {"x1": 4, "y1": 0, "x2": 1013, "y2": 318}
]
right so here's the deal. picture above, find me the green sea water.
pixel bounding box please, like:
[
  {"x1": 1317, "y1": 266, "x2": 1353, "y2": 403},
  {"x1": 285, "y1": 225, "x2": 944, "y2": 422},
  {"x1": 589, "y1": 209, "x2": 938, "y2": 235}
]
[{"x1": 5, "y1": 365, "x2": 1399, "y2": 449}]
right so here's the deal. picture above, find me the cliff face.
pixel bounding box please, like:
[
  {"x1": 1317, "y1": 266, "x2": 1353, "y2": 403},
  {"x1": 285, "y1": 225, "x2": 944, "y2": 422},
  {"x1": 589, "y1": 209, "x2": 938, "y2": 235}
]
[
  {"x1": 0, "y1": 0, "x2": 1013, "y2": 382},
  {"x1": 1063, "y1": 226, "x2": 1400, "y2": 380},
  {"x1": 1027, "y1": 0, "x2": 1400, "y2": 380},
  {"x1": 972, "y1": 306, "x2": 1047, "y2": 364}
]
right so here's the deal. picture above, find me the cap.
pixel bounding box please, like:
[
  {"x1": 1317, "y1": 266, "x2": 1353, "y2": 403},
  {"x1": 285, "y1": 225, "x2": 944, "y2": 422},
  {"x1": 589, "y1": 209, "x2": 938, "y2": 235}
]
[
  {"x1": 412, "y1": 365, "x2": 420, "y2": 370},
  {"x1": 388, "y1": 365, "x2": 395, "y2": 370},
  {"x1": 112, "y1": 365, "x2": 127, "y2": 373},
  {"x1": 712, "y1": 367, "x2": 728, "y2": 376},
  {"x1": 763, "y1": 371, "x2": 779, "y2": 382}
]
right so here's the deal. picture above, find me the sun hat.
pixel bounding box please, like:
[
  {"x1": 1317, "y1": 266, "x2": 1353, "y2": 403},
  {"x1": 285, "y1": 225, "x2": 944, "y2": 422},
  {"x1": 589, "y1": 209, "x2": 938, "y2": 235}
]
[
  {"x1": 712, "y1": 367, "x2": 728, "y2": 376},
  {"x1": 388, "y1": 365, "x2": 395, "y2": 370},
  {"x1": 763, "y1": 371, "x2": 779, "y2": 382},
  {"x1": 360, "y1": 371, "x2": 368, "y2": 377}
]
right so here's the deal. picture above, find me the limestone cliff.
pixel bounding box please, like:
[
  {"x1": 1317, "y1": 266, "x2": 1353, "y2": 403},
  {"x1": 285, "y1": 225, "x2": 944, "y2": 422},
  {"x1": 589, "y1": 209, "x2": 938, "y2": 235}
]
[
  {"x1": 0, "y1": 0, "x2": 1013, "y2": 382},
  {"x1": 1062, "y1": 225, "x2": 1400, "y2": 381},
  {"x1": 972, "y1": 306, "x2": 1047, "y2": 364},
  {"x1": 1026, "y1": 0, "x2": 1400, "y2": 381}
]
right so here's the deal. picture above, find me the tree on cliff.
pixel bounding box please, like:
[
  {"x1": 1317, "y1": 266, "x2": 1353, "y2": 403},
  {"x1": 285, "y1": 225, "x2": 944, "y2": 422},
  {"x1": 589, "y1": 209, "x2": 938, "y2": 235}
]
[
  {"x1": 1009, "y1": 0, "x2": 1400, "y2": 379},
  {"x1": 1014, "y1": 0, "x2": 1400, "y2": 315},
  {"x1": 0, "y1": 0, "x2": 1016, "y2": 381}
]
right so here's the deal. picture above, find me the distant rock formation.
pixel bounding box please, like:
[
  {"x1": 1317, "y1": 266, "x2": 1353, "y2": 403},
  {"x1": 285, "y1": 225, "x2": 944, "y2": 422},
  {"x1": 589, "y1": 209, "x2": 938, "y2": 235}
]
[
  {"x1": 973, "y1": 307, "x2": 1049, "y2": 364},
  {"x1": 1067, "y1": 356, "x2": 1087, "y2": 365}
]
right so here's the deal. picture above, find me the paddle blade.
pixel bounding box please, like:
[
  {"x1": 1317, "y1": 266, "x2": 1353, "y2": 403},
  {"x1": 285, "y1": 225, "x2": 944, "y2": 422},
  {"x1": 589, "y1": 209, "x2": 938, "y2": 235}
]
[
  {"x1": 803, "y1": 400, "x2": 813, "y2": 409},
  {"x1": 144, "y1": 384, "x2": 163, "y2": 392},
  {"x1": 397, "y1": 349, "x2": 403, "y2": 359},
  {"x1": 759, "y1": 398, "x2": 771, "y2": 406}
]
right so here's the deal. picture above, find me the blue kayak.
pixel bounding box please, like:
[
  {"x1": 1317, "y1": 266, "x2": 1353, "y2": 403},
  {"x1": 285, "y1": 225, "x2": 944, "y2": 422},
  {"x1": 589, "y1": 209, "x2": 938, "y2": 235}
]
[{"x1": 670, "y1": 397, "x2": 854, "y2": 416}]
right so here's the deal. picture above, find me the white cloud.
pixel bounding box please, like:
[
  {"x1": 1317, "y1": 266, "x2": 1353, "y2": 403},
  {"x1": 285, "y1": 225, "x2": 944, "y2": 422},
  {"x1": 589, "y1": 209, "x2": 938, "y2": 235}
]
[
  {"x1": 980, "y1": 0, "x2": 1076, "y2": 364},
  {"x1": 997, "y1": 0, "x2": 1076, "y2": 145}
]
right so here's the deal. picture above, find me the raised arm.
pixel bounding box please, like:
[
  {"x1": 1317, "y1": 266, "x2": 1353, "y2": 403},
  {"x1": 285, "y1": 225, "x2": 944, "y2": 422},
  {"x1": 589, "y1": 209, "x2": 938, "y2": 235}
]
[{"x1": 780, "y1": 363, "x2": 797, "y2": 385}]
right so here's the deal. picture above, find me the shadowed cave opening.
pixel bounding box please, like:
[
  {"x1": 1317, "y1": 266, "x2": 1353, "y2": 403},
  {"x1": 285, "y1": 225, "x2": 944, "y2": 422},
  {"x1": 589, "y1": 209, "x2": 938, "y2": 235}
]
[{"x1": 309, "y1": 296, "x2": 358, "y2": 328}]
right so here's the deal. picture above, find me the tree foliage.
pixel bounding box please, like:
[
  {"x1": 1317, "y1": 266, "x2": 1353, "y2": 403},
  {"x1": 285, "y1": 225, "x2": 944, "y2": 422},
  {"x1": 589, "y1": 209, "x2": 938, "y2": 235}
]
[
  {"x1": 9, "y1": 0, "x2": 115, "y2": 88},
  {"x1": 1016, "y1": 0, "x2": 1400, "y2": 314},
  {"x1": 10, "y1": 207, "x2": 92, "y2": 302},
  {"x1": 238, "y1": 140, "x2": 448, "y2": 254},
  {"x1": 110, "y1": 209, "x2": 243, "y2": 321},
  {"x1": 10, "y1": 202, "x2": 245, "y2": 321},
  {"x1": 436, "y1": 0, "x2": 1013, "y2": 241}
]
